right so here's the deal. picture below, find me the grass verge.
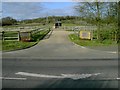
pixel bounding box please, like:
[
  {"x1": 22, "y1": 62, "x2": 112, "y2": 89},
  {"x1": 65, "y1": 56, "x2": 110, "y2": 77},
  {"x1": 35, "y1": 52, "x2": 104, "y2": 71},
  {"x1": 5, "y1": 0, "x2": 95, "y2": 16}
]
[
  {"x1": 69, "y1": 34, "x2": 117, "y2": 46},
  {"x1": 2, "y1": 41, "x2": 37, "y2": 51}
]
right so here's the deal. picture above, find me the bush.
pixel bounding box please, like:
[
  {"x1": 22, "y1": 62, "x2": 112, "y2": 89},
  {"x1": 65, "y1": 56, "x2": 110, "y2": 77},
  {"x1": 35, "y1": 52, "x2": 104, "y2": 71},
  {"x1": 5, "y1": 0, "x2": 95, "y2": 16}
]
[{"x1": 1, "y1": 17, "x2": 17, "y2": 26}]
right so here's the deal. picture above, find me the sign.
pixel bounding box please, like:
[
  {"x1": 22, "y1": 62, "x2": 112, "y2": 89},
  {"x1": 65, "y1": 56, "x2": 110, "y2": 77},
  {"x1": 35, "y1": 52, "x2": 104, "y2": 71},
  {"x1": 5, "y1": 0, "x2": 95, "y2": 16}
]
[
  {"x1": 79, "y1": 31, "x2": 92, "y2": 40},
  {"x1": 20, "y1": 32, "x2": 31, "y2": 41}
]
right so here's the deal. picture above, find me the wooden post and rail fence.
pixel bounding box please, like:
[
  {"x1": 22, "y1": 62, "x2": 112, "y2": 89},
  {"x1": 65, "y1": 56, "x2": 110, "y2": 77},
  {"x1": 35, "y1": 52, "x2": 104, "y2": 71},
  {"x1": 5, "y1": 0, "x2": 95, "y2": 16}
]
[
  {"x1": 0, "y1": 25, "x2": 118, "y2": 42},
  {"x1": 0, "y1": 26, "x2": 50, "y2": 41}
]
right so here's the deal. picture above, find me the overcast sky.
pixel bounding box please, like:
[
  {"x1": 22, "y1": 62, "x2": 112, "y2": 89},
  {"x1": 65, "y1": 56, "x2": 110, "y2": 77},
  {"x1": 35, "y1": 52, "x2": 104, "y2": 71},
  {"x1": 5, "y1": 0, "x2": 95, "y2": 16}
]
[{"x1": 2, "y1": 2, "x2": 78, "y2": 20}]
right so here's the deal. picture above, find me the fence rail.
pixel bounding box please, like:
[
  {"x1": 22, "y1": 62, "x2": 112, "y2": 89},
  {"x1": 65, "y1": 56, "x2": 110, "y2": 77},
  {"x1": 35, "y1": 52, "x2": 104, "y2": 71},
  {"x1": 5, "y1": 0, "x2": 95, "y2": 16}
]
[
  {"x1": 62, "y1": 26, "x2": 97, "y2": 31},
  {"x1": 62, "y1": 26, "x2": 118, "y2": 41},
  {"x1": 1, "y1": 26, "x2": 50, "y2": 41},
  {"x1": 0, "y1": 32, "x2": 2, "y2": 40}
]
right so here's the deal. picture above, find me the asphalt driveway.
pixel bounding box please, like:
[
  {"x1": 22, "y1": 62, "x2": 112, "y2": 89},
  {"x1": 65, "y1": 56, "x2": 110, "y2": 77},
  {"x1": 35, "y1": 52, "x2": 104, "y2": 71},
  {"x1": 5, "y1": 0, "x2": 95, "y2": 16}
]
[{"x1": 2, "y1": 29, "x2": 118, "y2": 59}]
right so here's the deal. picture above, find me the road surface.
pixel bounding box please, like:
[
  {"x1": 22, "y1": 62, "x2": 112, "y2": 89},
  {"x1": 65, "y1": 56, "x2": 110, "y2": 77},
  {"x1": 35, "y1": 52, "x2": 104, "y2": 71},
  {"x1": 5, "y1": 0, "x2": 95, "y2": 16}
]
[
  {"x1": 2, "y1": 29, "x2": 118, "y2": 59},
  {"x1": 2, "y1": 29, "x2": 118, "y2": 89},
  {"x1": 2, "y1": 58, "x2": 118, "y2": 89}
]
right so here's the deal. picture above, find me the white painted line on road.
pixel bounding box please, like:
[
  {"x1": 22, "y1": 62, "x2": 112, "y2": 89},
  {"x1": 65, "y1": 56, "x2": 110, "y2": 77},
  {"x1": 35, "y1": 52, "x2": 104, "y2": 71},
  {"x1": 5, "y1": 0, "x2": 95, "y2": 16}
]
[
  {"x1": 116, "y1": 78, "x2": 120, "y2": 80},
  {"x1": 102, "y1": 78, "x2": 119, "y2": 80},
  {"x1": 16, "y1": 72, "x2": 64, "y2": 79},
  {"x1": 16, "y1": 72, "x2": 101, "y2": 80},
  {"x1": 83, "y1": 78, "x2": 120, "y2": 80},
  {"x1": 71, "y1": 41, "x2": 87, "y2": 49},
  {"x1": 0, "y1": 77, "x2": 27, "y2": 80},
  {"x1": 107, "y1": 51, "x2": 117, "y2": 54},
  {"x1": 72, "y1": 42, "x2": 118, "y2": 54},
  {"x1": 61, "y1": 73, "x2": 100, "y2": 80},
  {"x1": 80, "y1": 46, "x2": 86, "y2": 49}
]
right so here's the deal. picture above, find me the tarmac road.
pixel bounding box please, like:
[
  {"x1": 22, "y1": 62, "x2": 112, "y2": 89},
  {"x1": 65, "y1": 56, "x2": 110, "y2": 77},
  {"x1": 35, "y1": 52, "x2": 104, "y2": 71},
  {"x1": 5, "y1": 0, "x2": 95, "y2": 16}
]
[
  {"x1": 2, "y1": 29, "x2": 118, "y2": 59},
  {"x1": 2, "y1": 58, "x2": 118, "y2": 89},
  {"x1": 2, "y1": 29, "x2": 118, "y2": 89}
]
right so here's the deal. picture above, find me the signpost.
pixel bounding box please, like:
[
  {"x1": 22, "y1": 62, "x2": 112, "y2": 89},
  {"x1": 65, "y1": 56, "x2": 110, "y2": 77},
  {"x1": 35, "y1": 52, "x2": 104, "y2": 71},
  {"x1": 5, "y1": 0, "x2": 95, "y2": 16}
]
[
  {"x1": 79, "y1": 31, "x2": 92, "y2": 40},
  {"x1": 20, "y1": 32, "x2": 31, "y2": 41}
]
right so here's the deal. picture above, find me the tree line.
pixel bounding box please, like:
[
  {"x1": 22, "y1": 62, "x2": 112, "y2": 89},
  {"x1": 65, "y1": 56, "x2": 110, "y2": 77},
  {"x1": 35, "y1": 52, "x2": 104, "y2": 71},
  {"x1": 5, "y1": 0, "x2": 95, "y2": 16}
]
[
  {"x1": 1, "y1": 16, "x2": 82, "y2": 26},
  {"x1": 75, "y1": 2, "x2": 118, "y2": 25},
  {"x1": 0, "y1": 17, "x2": 17, "y2": 26}
]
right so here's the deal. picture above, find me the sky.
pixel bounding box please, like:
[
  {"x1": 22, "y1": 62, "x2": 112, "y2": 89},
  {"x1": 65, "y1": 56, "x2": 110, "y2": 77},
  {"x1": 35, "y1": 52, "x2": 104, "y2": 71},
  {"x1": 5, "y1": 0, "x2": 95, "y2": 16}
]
[
  {"x1": 2, "y1": 2, "x2": 78, "y2": 20},
  {"x1": 2, "y1": 0, "x2": 118, "y2": 2},
  {"x1": 1, "y1": 0, "x2": 118, "y2": 20}
]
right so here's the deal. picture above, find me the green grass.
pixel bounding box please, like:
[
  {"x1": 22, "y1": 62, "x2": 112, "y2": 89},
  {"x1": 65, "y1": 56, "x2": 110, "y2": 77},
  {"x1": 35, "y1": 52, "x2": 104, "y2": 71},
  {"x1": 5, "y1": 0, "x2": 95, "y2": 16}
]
[
  {"x1": 4, "y1": 31, "x2": 18, "y2": 37},
  {"x1": 31, "y1": 30, "x2": 50, "y2": 41},
  {"x1": 69, "y1": 34, "x2": 117, "y2": 46},
  {"x1": 2, "y1": 30, "x2": 50, "y2": 51},
  {"x1": 2, "y1": 41, "x2": 37, "y2": 51}
]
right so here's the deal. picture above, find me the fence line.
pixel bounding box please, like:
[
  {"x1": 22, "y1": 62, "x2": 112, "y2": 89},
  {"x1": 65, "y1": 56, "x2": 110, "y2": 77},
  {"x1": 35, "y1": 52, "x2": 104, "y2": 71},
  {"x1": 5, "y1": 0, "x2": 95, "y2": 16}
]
[
  {"x1": 0, "y1": 32, "x2": 2, "y2": 40},
  {"x1": 2, "y1": 31, "x2": 20, "y2": 41},
  {"x1": 1, "y1": 26, "x2": 50, "y2": 41},
  {"x1": 62, "y1": 26, "x2": 97, "y2": 31},
  {"x1": 62, "y1": 26, "x2": 118, "y2": 41}
]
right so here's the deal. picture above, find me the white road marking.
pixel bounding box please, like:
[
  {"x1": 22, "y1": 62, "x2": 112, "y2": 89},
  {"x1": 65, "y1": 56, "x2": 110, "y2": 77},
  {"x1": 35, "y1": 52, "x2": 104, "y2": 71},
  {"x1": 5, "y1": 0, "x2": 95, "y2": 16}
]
[
  {"x1": 71, "y1": 41, "x2": 86, "y2": 49},
  {"x1": 73, "y1": 42, "x2": 118, "y2": 54},
  {"x1": 80, "y1": 46, "x2": 86, "y2": 49},
  {"x1": 0, "y1": 77, "x2": 27, "y2": 80},
  {"x1": 16, "y1": 72, "x2": 101, "y2": 80},
  {"x1": 107, "y1": 51, "x2": 117, "y2": 54},
  {"x1": 96, "y1": 78, "x2": 120, "y2": 80},
  {"x1": 116, "y1": 78, "x2": 120, "y2": 80},
  {"x1": 16, "y1": 72, "x2": 63, "y2": 79},
  {"x1": 61, "y1": 73, "x2": 100, "y2": 80}
]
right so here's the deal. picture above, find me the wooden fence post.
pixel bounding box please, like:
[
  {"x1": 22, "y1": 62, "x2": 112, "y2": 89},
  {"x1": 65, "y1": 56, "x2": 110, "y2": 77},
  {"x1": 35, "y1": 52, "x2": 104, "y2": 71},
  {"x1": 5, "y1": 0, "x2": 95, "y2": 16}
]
[
  {"x1": 18, "y1": 31, "x2": 20, "y2": 41},
  {"x1": 30, "y1": 31, "x2": 32, "y2": 40},
  {"x1": 2, "y1": 31, "x2": 4, "y2": 41}
]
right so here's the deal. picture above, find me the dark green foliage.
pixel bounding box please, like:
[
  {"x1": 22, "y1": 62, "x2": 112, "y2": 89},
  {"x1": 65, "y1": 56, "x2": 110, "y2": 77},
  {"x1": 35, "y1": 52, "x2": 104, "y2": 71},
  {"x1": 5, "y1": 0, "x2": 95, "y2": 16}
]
[
  {"x1": 31, "y1": 30, "x2": 50, "y2": 41},
  {"x1": 2, "y1": 41, "x2": 37, "y2": 51},
  {"x1": 1, "y1": 17, "x2": 17, "y2": 26},
  {"x1": 3, "y1": 31, "x2": 18, "y2": 37},
  {"x1": 118, "y1": 1, "x2": 120, "y2": 43}
]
